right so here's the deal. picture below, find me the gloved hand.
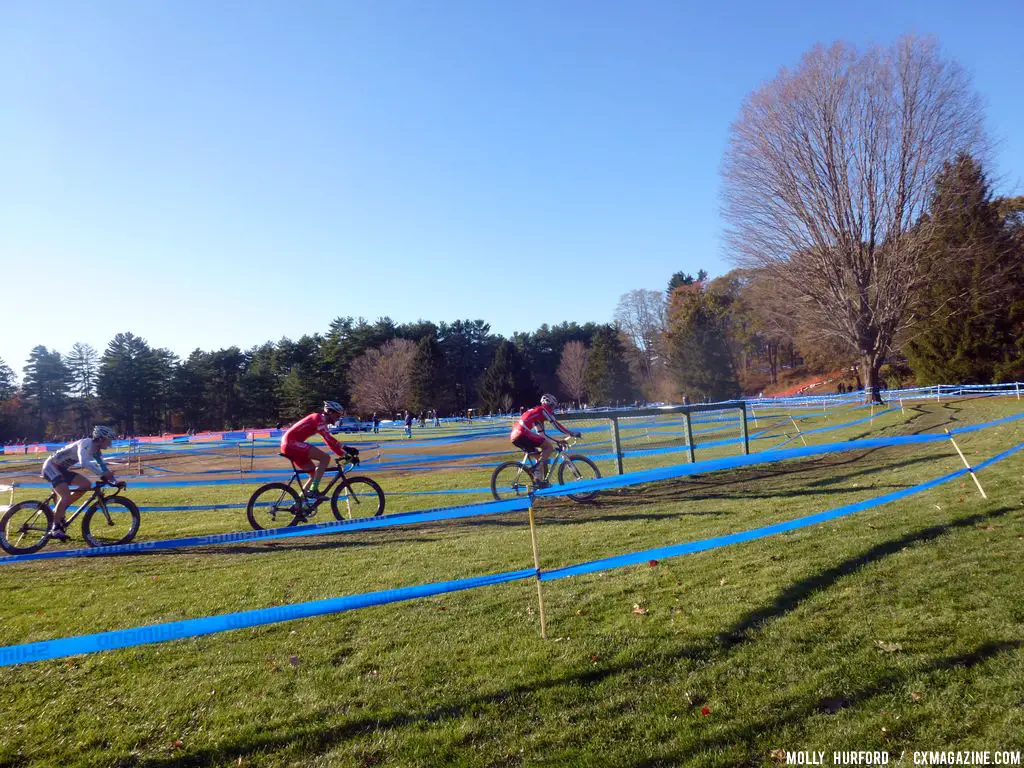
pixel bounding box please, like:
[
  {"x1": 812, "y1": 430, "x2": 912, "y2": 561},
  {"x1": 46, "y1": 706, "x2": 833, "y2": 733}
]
[
  {"x1": 343, "y1": 445, "x2": 360, "y2": 456},
  {"x1": 573, "y1": 431, "x2": 583, "y2": 439}
]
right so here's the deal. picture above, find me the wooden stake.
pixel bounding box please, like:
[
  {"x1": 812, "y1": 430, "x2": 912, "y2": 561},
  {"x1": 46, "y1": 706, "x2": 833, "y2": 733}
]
[
  {"x1": 789, "y1": 415, "x2": 808, "y2": 447},
  {"x1": 749, "y1": 404, "x2": 759, "y2": 428},
  {"x1": 527, "y1": 503, "x2": 547, "y2": 639},
  {"x1": 900, "y1": 397, "x2": 905, "y2": 415},
  {"x1": 945, "y1": 429, "x2": 987, "y2": 499},
  {"x1": 1016, "y1": 382, "x2": 1020, "y2": 401}
]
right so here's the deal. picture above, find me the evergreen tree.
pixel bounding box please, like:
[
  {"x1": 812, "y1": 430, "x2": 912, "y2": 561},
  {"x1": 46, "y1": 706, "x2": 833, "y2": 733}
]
[
  {"x1": 668, "y1": 288, "x2": 741, "y2": 402},
  {"x1": 409, "y1": 334, "x2": 447, "y2": 413},
  {"x1": 0, "y1": 358, "x2": 15, "y2": 401},
  {"x1": 97, "y1": 333, "x2": 162, "y2": 435},
  {"x1": 906, "y1": 155, "x2": 1019, "y2": 384},
  {"x1": 22, "y1": 345, "x2": 71, "y2": 436},
  {"x1": 584, "y1": 326, "x2": 635, "y2": 405},
  {"x1": 478, "y1": 341, "x2": 538, "y2": 413}
]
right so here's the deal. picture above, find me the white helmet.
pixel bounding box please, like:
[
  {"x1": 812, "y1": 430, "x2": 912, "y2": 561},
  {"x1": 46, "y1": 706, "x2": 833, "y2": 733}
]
[
  {"x1": 540, "y1": 394, "x2": 558, "y2": 407},
  {"x1": 92, "y1": 425, "x2": 116, "y2": 441},
  {"x1": 323, "y1": 400, "x2": 344, "y2": 413}
]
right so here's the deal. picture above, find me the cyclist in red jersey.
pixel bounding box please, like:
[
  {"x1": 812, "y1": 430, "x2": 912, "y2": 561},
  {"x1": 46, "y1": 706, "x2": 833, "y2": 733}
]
[
  {"x1": 280, "y1": 401, "x2": 359, "y2": 499},
  {"x1": 509, "y1": 394, "x2": 580, "y2": 487}
]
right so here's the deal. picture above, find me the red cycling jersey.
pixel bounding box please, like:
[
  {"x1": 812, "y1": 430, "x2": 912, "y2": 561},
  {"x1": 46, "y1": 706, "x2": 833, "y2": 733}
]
[
  {"x1": 511, "y1": 405, "x2": 572, "y2": 440},
  {"x1": 281, "y1": 412, "x2": 345, "y2": 457}
]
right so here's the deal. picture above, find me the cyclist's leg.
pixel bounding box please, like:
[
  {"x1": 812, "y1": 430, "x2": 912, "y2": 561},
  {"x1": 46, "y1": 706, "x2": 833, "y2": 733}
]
[
  {"x1": 306, "y1": 445, "x2": 330, "y2": 495},
  {"x1": 537, "y1": 435, "x2": 557, "y2": 479},
  {"x1": 282, "y1": 442, "x2": 317, "y2": 494}
]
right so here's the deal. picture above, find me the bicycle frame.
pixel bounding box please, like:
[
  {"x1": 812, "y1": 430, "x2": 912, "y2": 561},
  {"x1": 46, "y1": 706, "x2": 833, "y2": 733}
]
[
  {"x1": 281, "y1": 458, "x2": 358, "y2": 510},
  {"x1": 518, "y1": 437, "x2": 578, "y2": 481},
  {"x1": 45, "y1": 483, "x2": 125, "y2": 529}
]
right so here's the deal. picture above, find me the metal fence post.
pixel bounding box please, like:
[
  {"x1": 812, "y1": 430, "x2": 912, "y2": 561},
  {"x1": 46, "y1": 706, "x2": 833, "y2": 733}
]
[
  {"x1": 610, "y1": 417, "x2": 624, "y2": 475},
  {"x1": 683, "y1": 413, "x2": 695, "y2": 463},
  {"x1": 739, "y1": 404, "x2": 749, "y2": 455}
]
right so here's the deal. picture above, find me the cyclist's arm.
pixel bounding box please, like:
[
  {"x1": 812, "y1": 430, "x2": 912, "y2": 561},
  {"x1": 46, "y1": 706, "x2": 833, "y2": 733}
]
[
  {"x1": 78, "y1": 441, "x2": 116, "y2": 483},
  {"x1": 543, "y1": 406, "x2": 576, "y2": 438},
  {"x1": 317, "y1": 422, "x2": 347, "y2": 458}
]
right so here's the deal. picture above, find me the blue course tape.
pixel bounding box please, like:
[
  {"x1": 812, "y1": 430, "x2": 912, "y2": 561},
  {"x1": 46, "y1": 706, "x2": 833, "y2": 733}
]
[
  {"x1": 2, "y1": 439, "x2": 1020, "y2": 668},
  {"x1": 541, "y1": 439, "x2": 1024, "y2": 580},
  {"x1": 0, "y1": 569, "x2": 536, "y2": 668},
  {"x1": 0, "y1": 498, "x2": 531, "y2": 565}
]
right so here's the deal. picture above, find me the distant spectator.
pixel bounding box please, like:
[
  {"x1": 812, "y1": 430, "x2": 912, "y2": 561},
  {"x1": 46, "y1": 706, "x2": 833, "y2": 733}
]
[
  {"x1": 419, "y1": 411, "x2": 426, "y2": 428},
  {"x1": 372, "y1": 412, "x2": 380, "y2": 434},
  {"x1": 404, "y1": 410, "x2": 413, "y2": 439}
]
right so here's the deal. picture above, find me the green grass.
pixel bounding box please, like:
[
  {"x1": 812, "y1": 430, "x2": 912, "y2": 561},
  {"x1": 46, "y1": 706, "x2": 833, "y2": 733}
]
[{"x1": 1, "y1": 398, "x2": 1023, "y2": 766}]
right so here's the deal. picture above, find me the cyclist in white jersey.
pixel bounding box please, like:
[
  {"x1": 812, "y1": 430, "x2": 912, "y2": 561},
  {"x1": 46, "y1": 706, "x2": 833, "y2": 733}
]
[{"x1": 40, "y1": 425, "x2": 123, "y2": 541}]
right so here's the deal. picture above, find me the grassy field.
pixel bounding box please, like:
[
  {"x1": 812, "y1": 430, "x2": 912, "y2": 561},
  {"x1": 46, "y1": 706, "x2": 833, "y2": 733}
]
[{"x1": 1, "y1": 398, "x2": 1022, "y2": 767}]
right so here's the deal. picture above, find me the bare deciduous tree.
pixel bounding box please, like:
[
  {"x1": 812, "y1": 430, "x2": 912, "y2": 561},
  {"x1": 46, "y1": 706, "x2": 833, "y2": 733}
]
[
  {"x1": 348, "y1": 338, "x2": 418, "y2": 415},
  {"x1": 556, "y1": 341, "x2": 588, "y2": 405},
  {"x1": 722, "y1": 36, "x2": 985, "y2": 400},
  {"x1": 614, "y1": 289, "x2": 666, "y2": 385}
]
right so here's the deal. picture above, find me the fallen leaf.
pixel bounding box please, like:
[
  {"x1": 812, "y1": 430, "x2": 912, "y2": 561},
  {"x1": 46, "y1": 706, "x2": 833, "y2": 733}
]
[
  {"x1": 648, "y1": 559, "x2": 658, "y2": 567},
  {"x1": 632, "y1": 604, "x2": 648, "y2": 615},
  {"x1": 719, "y1": 578, "x2": 727, "y2": 586},
  {"x1": 170, "y1": 740, "x2": 183, "y2": 750},
  {"x1": 590, "y1": 654, "x2": 600, "y2": 664},
  {"x1": 288, "y1": 655, "x2": 300, "y2": 668},
  {"x1": 875, "y1": 640, "x2": 903, "y2": 653},
  {"x1": 910, "y1": 692, "x2": 922, "y2": 702},
  {"x1": 770, "y1": 749, "x2": 788, "y2": 763},
  {"x1": 700, "y1": 706, "x2": 710, "y2": 716},
  {"x1": 575, "y1": 609, "x2": 585, "y2": 616}
]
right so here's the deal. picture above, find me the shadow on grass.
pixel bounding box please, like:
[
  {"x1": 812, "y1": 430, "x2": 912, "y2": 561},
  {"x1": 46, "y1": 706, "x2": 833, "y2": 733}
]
[
  {"x1": 125, "y1": 506, "x2": 1019, "y2": 768},
  {"x1": 716, "y1": 506, "x2": 1014, "y2": 648}
]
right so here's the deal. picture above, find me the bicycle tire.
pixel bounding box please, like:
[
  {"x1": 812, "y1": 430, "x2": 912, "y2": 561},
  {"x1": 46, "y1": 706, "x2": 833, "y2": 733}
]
[
  {"x1": 331, "y1": 476, "x2": 385, "y2": 520},
  {"x1": 82, "y1": 496, "x2": 141, "y2": 547},
  {"x1": 490, "y1": 461, "x2": 535, "y2": 502},
  {"x1": 1, "y1": 501, "x2": 54, "y2": 555},
  {"x1": 246, "y1": 482, "x2": 303, "y2": 531},
  {"x1": 558, "y1": 454, "x2": 602, "y2": 502}
]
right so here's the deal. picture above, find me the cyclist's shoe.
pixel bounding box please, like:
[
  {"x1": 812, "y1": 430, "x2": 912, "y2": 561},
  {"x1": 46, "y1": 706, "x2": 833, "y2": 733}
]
[
  {"x1": 47, "y1": 527, "x2": 70, "y2": 542},
  {"x1": 533, "y1": 479, "x2": 551, "y2": 489}
]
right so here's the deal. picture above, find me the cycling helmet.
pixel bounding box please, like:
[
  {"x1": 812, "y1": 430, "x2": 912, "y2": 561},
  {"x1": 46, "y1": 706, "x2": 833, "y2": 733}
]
[
  {"x1": 323, "y1": 400, "x2": 344, "y2": 413},
  {"x1": 92, "y1": 425, "x2": 117, "y2": 441},
  {"x1": 540, "y1": 394, "x2": 558, "y2": 407}
]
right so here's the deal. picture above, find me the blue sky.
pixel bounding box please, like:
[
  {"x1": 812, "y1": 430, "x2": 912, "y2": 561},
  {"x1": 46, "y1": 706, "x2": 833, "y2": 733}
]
[{"x1": 1, "y1": 0, "x2": 1022, "y2": 379}]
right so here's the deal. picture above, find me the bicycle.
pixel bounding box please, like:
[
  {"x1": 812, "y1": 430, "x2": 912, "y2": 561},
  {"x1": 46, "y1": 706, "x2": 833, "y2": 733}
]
[
  {"x1": 246, "y1": 452, "x2": 385, "y2": 531},
  {"x1": 0, "y1": 481, "x2": 141, "y2": 555},
  {"x1": 490, "y1": 436, "x2": 602, "y2": 503}
]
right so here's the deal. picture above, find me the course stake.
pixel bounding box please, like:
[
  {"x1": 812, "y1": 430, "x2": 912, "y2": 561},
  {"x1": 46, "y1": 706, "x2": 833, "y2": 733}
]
[
  {"x1": 789, "y1": 415, "x2": 808, "y2": 447},
  {"x1": 527, "y1": 502, "x2": 548, "y2": 639},
  {"x1": 945, "y1": 429, "x2": 987, "y2": 499}
]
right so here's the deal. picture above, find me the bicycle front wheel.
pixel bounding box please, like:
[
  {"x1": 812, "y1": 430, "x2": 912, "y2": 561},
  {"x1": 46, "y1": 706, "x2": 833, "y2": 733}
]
[
  {"x1": 82, "y1": 497, "x2": 141, "y2": 547},
  {"x1": 331, "y1": 477, "x2": 385, "y2": 520},
  {"x1": 0, "y1": 501, "x2": 53, "y2": 555},
  {"x1": 558, "y1": 455, "x2": 602, "y2": 502},
  {"x1": 490, "y1": 461, "x2": 534, "y2": 501},
  {"x1": 247, "y1": 483, "x2": 303, "y2": 530}
]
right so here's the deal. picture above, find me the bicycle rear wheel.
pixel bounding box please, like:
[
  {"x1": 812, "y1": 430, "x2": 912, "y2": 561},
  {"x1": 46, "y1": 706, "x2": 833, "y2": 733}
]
[
  {"x1": 558, "y1": 455, "x2": 601, "y2": 502},
  {"x1": 490, "y1": 461, "x2": 534, "y2": 501},
  {"x1": 82, "y1": 497, "x2": 141, "y2": 547},
  {"x1": 1, "y1": 501, "x2": 53, "y2": 555},
  {"x1": 331, "y1": 477, "x2": 385, "y2": 520},
  {"x1": 246, "y1": 483, "x2": 303, "y2": 530}
]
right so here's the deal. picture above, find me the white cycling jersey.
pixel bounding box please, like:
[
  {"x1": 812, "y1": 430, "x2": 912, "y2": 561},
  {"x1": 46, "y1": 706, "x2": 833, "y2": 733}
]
[{"x1": 41, "y1": 438, "x2": 110, "y2": 478}]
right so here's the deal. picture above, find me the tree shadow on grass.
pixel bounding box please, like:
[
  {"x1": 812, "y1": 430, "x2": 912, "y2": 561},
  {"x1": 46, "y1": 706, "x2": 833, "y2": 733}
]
[
  {"x1": 125, "y1": 507, "x2": 1019, "y2": 768},
  {"x1": 716, "y1": 506, "x2": 1014, "y2": 648}
]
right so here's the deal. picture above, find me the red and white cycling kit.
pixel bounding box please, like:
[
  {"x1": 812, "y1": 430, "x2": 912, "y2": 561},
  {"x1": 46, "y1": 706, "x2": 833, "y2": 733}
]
[
  {"x1": 280, "y1": 412, "x2": 345, "y2": 470},
  {"x1": 510, "y1": 404, "x2": 573, "y2": 451}
]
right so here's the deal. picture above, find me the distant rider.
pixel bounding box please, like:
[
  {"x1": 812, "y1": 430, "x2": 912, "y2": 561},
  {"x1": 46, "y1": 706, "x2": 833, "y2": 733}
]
[
  {"x1": 280, "y1": 401, "x2": 359, "y2": 500},
  {"x1": 40, "y1": 425, "x2": 123, "y2": 541},
  {"x1": 509, "y1": 394, "x2": 580, "y2": 487}
]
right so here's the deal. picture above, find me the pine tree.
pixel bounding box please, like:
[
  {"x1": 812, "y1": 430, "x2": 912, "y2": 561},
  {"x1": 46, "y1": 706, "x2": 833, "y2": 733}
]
[
  {"x1": 584, "y1": 326, "x2": 635, "y2": 405},
  {"x1": 409, "y1": 334, "x2": 446, "y2": 414},
  {"x1": 906, "y1": 155, "x2": 1019, "y2": 384},
  {"x1": 668, "y1": 289, "x2": 741, "y2": 402},
  {"x1": 479, "y1": 341, "x2": 538, "y2": 413},
  {"x1": 22, "y1": 346, "x2": 71, "y2": 436}
]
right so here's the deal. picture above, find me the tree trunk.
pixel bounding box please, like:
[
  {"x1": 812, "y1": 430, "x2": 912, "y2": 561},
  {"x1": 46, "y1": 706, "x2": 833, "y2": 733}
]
[{"x1": 861, "y1": 355, "x2": 884, "y2": 404}]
